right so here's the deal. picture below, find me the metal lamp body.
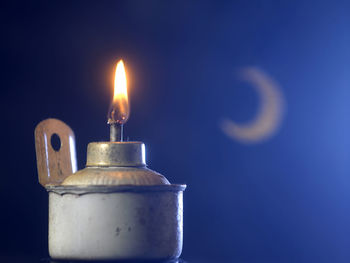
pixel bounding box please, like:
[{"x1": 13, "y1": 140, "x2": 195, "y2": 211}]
[
  {"x1": 47, "y1": 142, "x2": 186, "y2": 261},
  {"x1": 48, "y1": 185, "x2": 184, "y2": 260}
]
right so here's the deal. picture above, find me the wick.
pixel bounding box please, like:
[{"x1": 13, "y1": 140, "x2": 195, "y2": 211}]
[{"x1": 110, "y1": 123, "x2": 123, "y2": 142}]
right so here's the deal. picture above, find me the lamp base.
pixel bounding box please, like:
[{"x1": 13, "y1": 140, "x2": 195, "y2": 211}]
[{"x1": 47, "y1": 185, "x2": 186, "y2": 261}]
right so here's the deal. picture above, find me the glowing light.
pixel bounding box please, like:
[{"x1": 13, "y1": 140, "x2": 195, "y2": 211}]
[{"x1": 108, "y1": 60, "x2": 130, "y2": 125}]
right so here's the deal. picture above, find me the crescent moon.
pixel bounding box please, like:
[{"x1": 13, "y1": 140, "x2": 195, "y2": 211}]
[{"x1": 220, "y1": 67, "x2": 286, "y2": 143}]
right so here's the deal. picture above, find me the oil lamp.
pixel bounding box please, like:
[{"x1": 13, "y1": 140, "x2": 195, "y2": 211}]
[{"x1": 34, "y1": 60, "x2": 186, "y2": 261}]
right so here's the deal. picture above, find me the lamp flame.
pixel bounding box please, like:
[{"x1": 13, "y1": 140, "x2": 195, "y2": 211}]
[{"x1": 108, "y1": 60, "x2": 130, "y2": 125}]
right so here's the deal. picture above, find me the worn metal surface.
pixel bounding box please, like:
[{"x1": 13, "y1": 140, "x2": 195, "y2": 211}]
[
  {"x1": 110, "y1": 123, "x2": 123, "y2": 142},
  {"x1": 48, "y1": 186, "x2": 184, "y2": 261},
  {"x1": 62, "y1": 166, "x2": 170, "y2": 185},
  {"x1": 62, "y1": 141, "x2": 170, "y2": 185},
  {"x1": 34, "y1": 118, "x2": 77, "y2": 186},
  {"x1": 47, "y1": 184, "x2": 186, "y2": 195},
  {"x1": 86, "y1": 141, "x2": 146, "y2": 167}
]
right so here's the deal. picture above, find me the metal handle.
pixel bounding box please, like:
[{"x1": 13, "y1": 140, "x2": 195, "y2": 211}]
[{"x1": 34, "y1": 118, "x2": 77, "y2": 186}]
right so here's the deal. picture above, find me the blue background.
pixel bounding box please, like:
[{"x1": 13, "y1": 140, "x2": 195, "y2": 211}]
[{"x1": 1, "y1": 1, "x2": 349, "y2": 262}]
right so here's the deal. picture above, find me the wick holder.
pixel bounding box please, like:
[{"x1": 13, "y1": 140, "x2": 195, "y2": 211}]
[
  {"x1": 87, "y1": 142, "x2": 145, "y2": 167},
  {"x1": 62, "y1": 141, "x2": 170, "y2": 186}
]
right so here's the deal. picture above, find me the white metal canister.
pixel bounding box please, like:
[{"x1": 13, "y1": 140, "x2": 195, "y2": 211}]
[{"x1": 47, "y1": 185, "x2": 185, "y2": 260}]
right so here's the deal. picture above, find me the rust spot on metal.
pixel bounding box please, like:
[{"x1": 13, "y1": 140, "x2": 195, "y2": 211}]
[{"x1": 115, "y1": 227, "x2": 121, "y2": 236}]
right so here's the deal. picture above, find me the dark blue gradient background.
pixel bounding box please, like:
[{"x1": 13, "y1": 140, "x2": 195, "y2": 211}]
[{"x1": 1, "y1": 1, "x2": 349, "y2": 262}]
